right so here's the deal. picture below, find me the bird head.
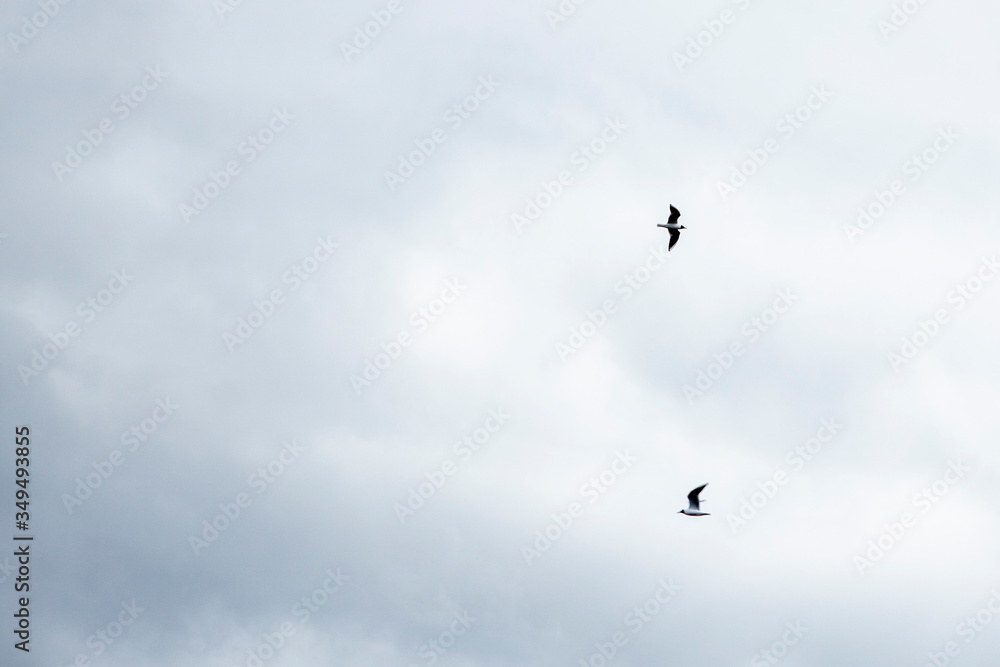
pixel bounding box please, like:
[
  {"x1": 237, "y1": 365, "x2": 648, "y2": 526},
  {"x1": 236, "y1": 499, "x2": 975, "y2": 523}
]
[{"x1": 679, "y1": 225, "x2": 687, "y2": 229}]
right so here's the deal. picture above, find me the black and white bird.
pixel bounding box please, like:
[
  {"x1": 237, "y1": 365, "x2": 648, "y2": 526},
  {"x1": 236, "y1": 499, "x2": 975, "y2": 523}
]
[
  {"x1": 657, "y1": 205, "x2": 686, "y2": 251},
  {"x1": 678, "y1": 484, "x2": 710, "y2": 516}
]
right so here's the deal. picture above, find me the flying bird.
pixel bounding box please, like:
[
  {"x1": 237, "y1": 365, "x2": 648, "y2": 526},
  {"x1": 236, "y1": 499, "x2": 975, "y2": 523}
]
[
  {"x1": 657, "y1": 205, "x2": 686, "y2": 251},
  {"x1": 678, "y1": 484, "x2": 710, "y2": 516}
]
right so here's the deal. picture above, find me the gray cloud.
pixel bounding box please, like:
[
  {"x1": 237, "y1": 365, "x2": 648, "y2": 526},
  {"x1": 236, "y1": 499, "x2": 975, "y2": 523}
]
[{"x1": 2, "y1": 0, "x2": 1000, "y2": 665}]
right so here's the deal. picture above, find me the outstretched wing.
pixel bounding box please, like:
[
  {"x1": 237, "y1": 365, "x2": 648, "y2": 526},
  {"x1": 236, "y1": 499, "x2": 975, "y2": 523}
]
[
  {"x1": 687, "y1": 484, "x2": 707, "y2": 511},
  {"x1": 667, "y1": 205, "x2": 680, "y2": 226},
  {"x1": 668, "y1": 228, "x2": 680, "y2": 251}
]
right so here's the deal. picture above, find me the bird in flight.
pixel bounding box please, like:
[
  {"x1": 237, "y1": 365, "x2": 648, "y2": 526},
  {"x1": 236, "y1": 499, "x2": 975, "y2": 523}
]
[
  {"x1": 678, "y1": 484, "x2": 710, "y2": 516},
  {"x1": 657, "y1": 205, "x2": 686, "y2": 251}
]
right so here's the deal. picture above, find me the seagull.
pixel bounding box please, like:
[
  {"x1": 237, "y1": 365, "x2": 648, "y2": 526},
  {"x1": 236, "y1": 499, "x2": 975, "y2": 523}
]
[
  {"x1": 678, "y1": 484, "x2": 710, "y2": 516},
  {"x1": 656, "y1": 205, "x2": 686, "y2": 251}
]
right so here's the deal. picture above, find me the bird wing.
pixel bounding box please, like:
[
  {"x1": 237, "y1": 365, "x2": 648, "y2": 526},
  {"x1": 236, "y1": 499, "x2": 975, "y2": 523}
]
[
  {"x1": 687, "y1": 484, "x2": 707, "y2": 511},
  {"x1": 668, "y1": 228, "x2": 680, "y2": 250},
  {"x1": 667, "y1": 205, "x2": 680, "y2": 226}
]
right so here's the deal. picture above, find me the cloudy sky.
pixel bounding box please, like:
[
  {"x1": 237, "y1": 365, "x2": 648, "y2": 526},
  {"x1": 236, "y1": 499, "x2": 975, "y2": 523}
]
[{"x1": 2, "y1": 0, "x2": 1000, "y2": 665}]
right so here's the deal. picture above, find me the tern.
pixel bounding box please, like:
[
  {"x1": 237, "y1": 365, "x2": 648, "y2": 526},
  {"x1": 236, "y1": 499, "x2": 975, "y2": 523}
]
[
  {"x1": 678, "y1": 484, "x2": 710, "y2": 516},
  {"x1": 656, "y1": 205, "x2": 686, "y2": 251}
]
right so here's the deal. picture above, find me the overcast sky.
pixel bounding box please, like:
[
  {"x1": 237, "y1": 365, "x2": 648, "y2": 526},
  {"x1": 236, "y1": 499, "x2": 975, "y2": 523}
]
[{"x1": 2, "y1": 0, "x2": 1000, "y2": 665}]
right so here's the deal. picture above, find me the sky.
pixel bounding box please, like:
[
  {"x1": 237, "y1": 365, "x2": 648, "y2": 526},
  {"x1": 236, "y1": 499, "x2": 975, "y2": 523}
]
[{"x1": 2, "y1": 0, "x2": 1000, "y2": 665}]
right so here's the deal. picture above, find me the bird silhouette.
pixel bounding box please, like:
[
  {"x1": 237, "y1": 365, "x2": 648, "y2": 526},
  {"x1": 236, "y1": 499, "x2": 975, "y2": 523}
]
[
  {"x1": 656, "y1": 205, "x2": 686, "y2": 251},
  {"x1": 678, "y1": 484, "x2": 710, "y2": 516}
]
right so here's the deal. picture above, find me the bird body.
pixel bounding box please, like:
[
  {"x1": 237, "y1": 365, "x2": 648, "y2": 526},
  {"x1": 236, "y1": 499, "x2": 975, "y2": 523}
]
[
  {"x1": 656, "y1": 205, "x2": 686, "y2": 250},
  {"x1": 678, "y1": 484, "x2": 710, "y2": 516}
]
